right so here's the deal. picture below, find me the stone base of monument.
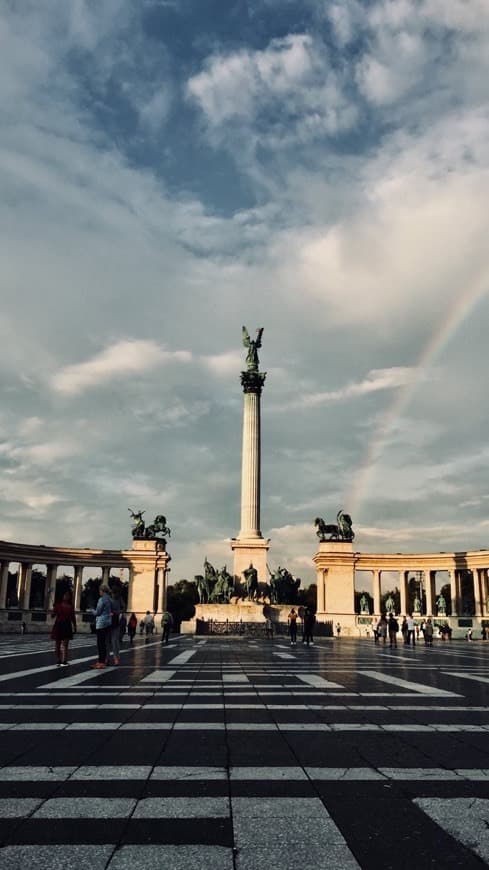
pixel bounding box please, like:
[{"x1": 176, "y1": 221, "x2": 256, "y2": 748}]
[{"x1": 181, "y1": 601, "x2": 303, "y2": 635}]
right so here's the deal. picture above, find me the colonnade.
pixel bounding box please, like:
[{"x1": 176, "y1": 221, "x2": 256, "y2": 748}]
[
  {"x1": 0, "y1": 539, "x2": 170, "y2": 629},
  {"x1": 366, "y1": 566, "x2": 487, "y2": 617},
  {"x1": 314, "y1": 543, "x2": 489, "y2": 632}
]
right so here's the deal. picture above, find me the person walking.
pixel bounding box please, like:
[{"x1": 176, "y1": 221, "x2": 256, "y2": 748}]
[
  {"x1": 108, "y1": 585, "x2": 125, "y2": 665},
  {"x1": 91, "y1": 583, "x2": 112, "y2": 669},
  {"x1": 336, "y1": 622, "x2": 341, "y2": 639},
  {"x1": 143, "y1": 610, "x2": 155, "y2": 639},
  {"x1": 51, "y1": 590, "x2": 77, "y2": 666},
  {"x1": 401, "y1": 616, "x2": 408, "y2": 644},
  {"x1": 406, "y1": 614, "x2": 416, "y2": 646},
  {"x1": 377, "y1": 615, "x2": 388, "y2": 645},
  {"x1": 161, "y1": 609, "x2": 173, "y2": 644},
  {"x1": 388, "y1": 613, "x2": 399, "y2": 648},
  {"x1": 127, "y1": 612, "x2": 138, "y2": 645},
  {"x1": 424, "y1": 618, "x2": 434, "y2": 646},
  {"x1": 288, "y1": 608, "x2": 298, "y2": 645},
  {"x1": 304, "y1": 608, "x2": 315, "y2": 646}
]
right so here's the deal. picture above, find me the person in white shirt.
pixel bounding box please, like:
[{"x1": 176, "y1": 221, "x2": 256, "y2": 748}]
[{"x1": 406, "y1": 614, "x2": 416, "y2": 646}]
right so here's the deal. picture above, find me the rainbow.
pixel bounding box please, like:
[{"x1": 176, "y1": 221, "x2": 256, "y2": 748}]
[{"x1": 347, "y1": 271, "x2": 489, "y2": 516}]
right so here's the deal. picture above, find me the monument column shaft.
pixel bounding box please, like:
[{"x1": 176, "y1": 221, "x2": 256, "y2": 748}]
[{"x1": 239, "y1": 390, "x2": 262, "y2": 539}]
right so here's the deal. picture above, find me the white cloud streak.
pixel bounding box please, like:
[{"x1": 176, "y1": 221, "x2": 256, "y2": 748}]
[{"x1": 50, "y1": 340, "x2": 192, "y2": 396}]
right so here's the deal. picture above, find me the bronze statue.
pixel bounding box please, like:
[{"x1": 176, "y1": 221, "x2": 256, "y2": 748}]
[
  {"x1": 243, "y1": 563, "x2": 259, "y2": 600},
  {"x1": 268, "y1": 565, "x2": 300, "y2": 604},
  {"x1": 145, "y1": 515, "x2": 171, "y2": 540},
  {"x1": 129, "y1": 508, "x2": 146, "y2": 539},
  {"x1": 315, "y1": 510, "x2": 355, "y2": 542},
  {"x1": 129, "y1": 509, "x2": 170, "y2": 541},
  {"x1": 436, "y1": 593, "x2": 447, "y2": 615},
  {"x1": 195, "y1": 574, "x2": 210, "y2": 604},
  {"x1": 242, "y1": 326, "x2": 264, "y2": 372}
]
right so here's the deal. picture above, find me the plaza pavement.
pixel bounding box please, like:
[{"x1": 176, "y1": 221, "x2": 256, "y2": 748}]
[{"x1": 0, "y1": 631, "x2": 488, "y2": 867}]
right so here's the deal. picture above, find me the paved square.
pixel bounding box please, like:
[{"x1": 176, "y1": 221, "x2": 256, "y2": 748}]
[{"x1": 0, "y1": 633, "x2": 488, "y2": 867}]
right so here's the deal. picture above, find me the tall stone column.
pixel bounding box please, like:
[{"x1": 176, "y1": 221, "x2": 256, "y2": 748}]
[
  {"x1": 372, "y1": 569, "x2": 381, "y2": 615},
  {"x1": 0, "y1": 562, "x2": 9, "y2": 609},
  {"x1": 231, "y1": 349, "x2": 270, "y2": 584},
  {"x1": 426, "y1": 570, "x2": 434, "y2": 615},
  {"x1": 472, "y1": 567, "x2": 482, "y2": 616},
  {"x1": 449, "y1": 570, "x2": 458, "y2": 616},
  {"x1": 400, "y1": 571, "x2": 408, "y2": 616},
  {"x1": 74, "y1": 566, "x2": 84, "y2": 610}
]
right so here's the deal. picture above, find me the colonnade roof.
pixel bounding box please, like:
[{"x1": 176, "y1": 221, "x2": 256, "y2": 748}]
[
  {"x1": 315, "y1": 547, "x2": 489, "y2": 570},
  {"x1": 0, "y1": 539, "x2": 167, "y2": 566}
]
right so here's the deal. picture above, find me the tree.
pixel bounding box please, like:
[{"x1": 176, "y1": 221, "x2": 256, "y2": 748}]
[
  {"x1": 167, "y1": 580, "x2": 198, "y2": 630},
  {"x1": 297, "y1": 584, "x2": 317, "y2": 610}
]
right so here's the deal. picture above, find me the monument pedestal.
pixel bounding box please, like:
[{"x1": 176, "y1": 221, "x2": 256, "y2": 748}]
[
  {"x1": 230, "y1": 536, "x2": 270, "y2": 586},
  {"x1": 313, "y1": 541, "x2": 355, "y2": 622},
  {"x1": 128, "y1": 539, "x2": 170, "y2": 615}
]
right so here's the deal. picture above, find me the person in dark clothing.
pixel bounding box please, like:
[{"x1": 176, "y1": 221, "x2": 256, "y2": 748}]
[
  {"x1": 388, "y1": 614, "x2": 399, "y2": 648},
  {"x1": 288, "y1": 608, "x2": 298, "y2": 645},
  {"x1": 303, "y1": 608, "x2": 315, "y2": 646},
  {"x1": 51, "y1": 591, "x2": 77, "y2": 666}
]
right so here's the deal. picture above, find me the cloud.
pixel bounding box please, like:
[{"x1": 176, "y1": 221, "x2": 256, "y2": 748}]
[
  {"x1": 187, "y1": 34, "x2": 357, "y2": 144},
  {"x1": 294, "y1": 367, "x2": 416, "y2": 408},
  {"x1": 50, "y1": 340, "x2": 192, "y2": 396}
]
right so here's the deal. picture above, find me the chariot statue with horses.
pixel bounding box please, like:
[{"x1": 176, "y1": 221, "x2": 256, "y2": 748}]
[
  {"x1": 315, "y1": 510, "x2": 355, "y2": 542},
  {"x1": 129, "y1": 509, "x2": 171, "y2": 542}
]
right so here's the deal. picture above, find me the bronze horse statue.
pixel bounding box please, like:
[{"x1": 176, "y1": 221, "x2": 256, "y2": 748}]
[{"x1": 315, "y1": 510, "x2": 354, "y2": 542}]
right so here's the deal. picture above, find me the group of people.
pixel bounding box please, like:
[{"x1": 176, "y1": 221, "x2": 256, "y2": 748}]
[
  {"x1": 374, "y1": 613, "x2": 439, "y2": 647},
  {"x1": 287, "y1": 607, "x2": 315, "y2": 646},
  {"x1": 50, "y1": 585, "x2": 174, "y2": 668}
]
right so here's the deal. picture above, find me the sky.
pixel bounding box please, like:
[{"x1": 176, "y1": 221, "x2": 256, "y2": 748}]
[{"x1": 1, "y1": 0, "x2": 489, "y2": 587}]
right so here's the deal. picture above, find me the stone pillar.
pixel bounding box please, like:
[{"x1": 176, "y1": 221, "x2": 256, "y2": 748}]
[
  {"x1": 102, "y1": 566, "x2": 110, "y2": 584},
  {"x1": 481, "y1": 568, "x2": 487, "y2": 616},
  {"x1": 74, "y1": 566, "x2": 83, "y2": 610},
  {"x1": 231, "y1": 363, "x2": 270, "y2": 583},
  {"x1": 373, "y1": 569, "x2": 381, "y2": 615},
  {"x1": 317, "y1": 569, "x2": 326, "y2": 612},
  {"x1": 239, "y1": 389, "x2": 263, "y2": 538},
  {"x1": 18, "y1": 563, "x2": 32, "y2": 610},
  {"x1": 426, "y1": 570, "x2": 434, "y2": 616},
  {"x1": 400, "y1": 571, "x2": 408, "y2": 616},
  {"x1": 157, "y1": 567, "x2": 165, "y2": 613},
  {"x1": 0, "y1": 563, "x2": 9, "y2": 609},
  {"x1": 45, "y1": 565, "x2": 57, "y2": 610},
  {"x1": 449, "y1": 570, "x2": 458, "y2": 616},
  {"x1": 472, "y1": 567, "x2": 482, "y2": 616}
]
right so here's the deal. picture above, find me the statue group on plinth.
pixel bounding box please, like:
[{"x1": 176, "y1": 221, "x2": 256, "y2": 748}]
[
  {"x1": 315, "y1": 510, "x2": 355, "y2": 542},
  {"x1": 195, "y1": 559, "x2": 234, "y2": 604},
  {"x1": 128, "y1": 509, "x2": 171, "y2": 542}
]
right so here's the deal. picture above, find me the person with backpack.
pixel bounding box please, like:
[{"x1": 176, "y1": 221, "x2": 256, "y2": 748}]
[{"x1": 388, "y1": 613, "x2": 399, "y2": 648}]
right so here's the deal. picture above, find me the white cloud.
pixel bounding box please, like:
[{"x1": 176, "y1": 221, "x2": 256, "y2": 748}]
[
  {"x1": 186, "y1": 34, "x2": 357, "y2": 142},
  {"x1": 295, "y1": 367, "x2": 416, "y2": 408},
  {"x1": 50, "y1": 340, "x2": 192, "y2": 396}
]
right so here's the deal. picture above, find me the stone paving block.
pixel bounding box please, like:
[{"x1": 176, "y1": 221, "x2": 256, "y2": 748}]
[{"x1": 0, "y1": 845, "x2": 114, "y2": 870}]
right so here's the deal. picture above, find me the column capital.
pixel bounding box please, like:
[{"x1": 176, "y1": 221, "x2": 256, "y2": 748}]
[{"x1": 240, "y1": 371, "x2": 266, "y2": 394}]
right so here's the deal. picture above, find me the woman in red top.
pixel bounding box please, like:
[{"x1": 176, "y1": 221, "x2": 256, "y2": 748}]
[{"x1": 51, "y1": 591, "x2": 77, "y2": 666}]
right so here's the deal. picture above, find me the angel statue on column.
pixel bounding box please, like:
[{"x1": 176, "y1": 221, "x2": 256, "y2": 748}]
[{"x1": 242, "y1": 326, "x2": 264, "y2": 372}]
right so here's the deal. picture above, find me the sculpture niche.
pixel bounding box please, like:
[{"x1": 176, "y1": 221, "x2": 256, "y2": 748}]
[
  {"x1": 195, "y1": 559, "x2": 234, "y2": 604},
  {"x1": 129, "y1": 509, "x2": 171, "y2": 542},
  {"x1": 315, "y1": 510, "x2": 355, "y2": 542}
]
